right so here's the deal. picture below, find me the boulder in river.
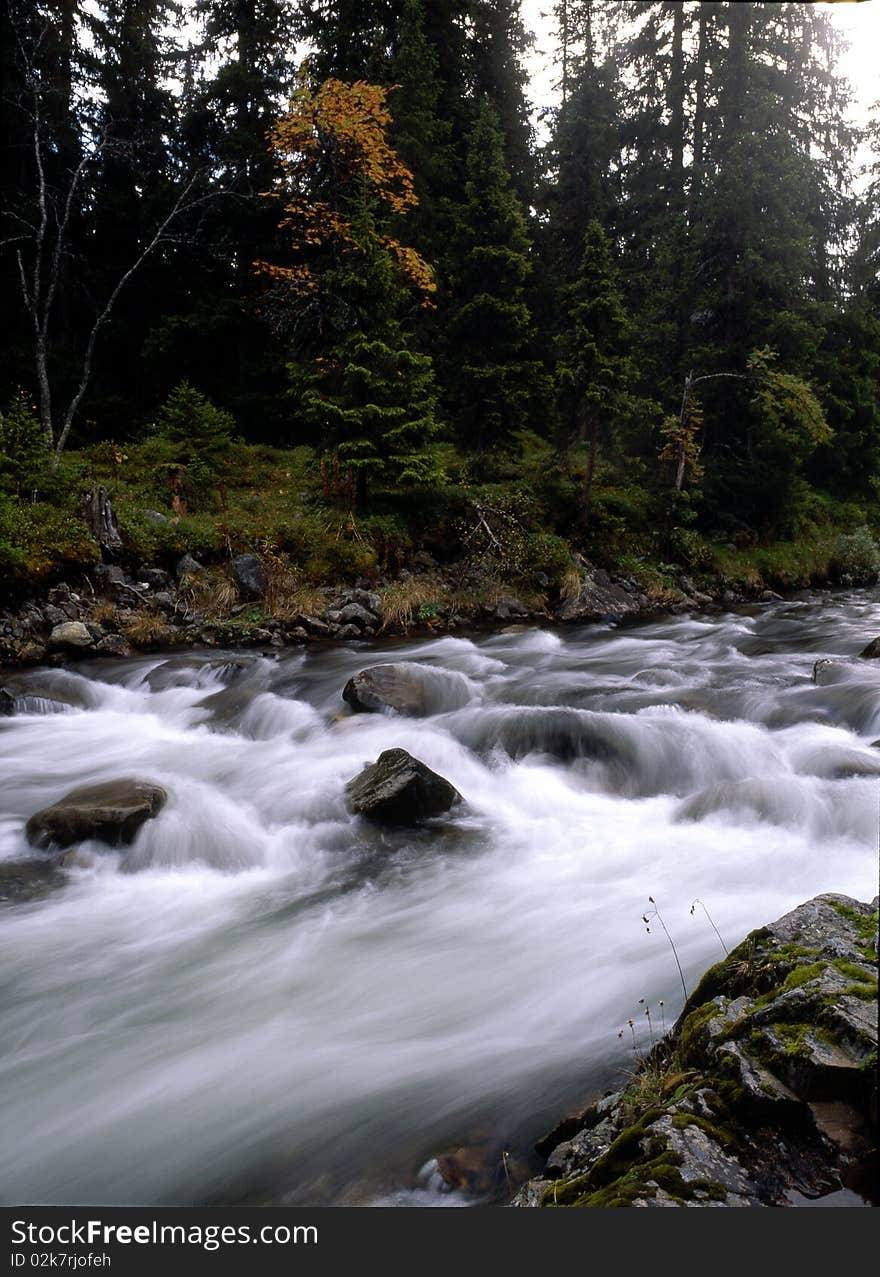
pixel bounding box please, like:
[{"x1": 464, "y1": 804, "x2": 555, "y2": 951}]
[
  {"x1": 0, "y1": 687, "x2": 15, "y2": 716},
  {"x1": 48, "y1": 621, "x2": 94, "y2": 649},
  {"x1": 557, "y1": 565, "x2": 650, "y2": 624},
  {"x1": 231, "y1": 553, "x2": 266, "y2": 599},
  {"x1": 26, "y1": 779, "x2": 167, "y2": 850},
  {"x1": 345, "y1": 748, "x2": 462, "y2": 825},
  {"x1": 342, "y1": 663, "x2": 472, "y2": 717},
  {"x1": 859, "y1": 637, "x2": 880, "y2": 659},
  {"x1": 511, "y1": 893, "x2": 878, "y2": 1208}
]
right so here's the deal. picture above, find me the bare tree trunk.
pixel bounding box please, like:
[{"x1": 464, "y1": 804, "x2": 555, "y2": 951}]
[
  {"x1": 674, "y1": 371, "x2": 694, "y2": 492},
  {"x1": 10, "y1": 20, "x2": 219, "y2": 466},
  {"x1": 82, "y1": 485, "x2": 123, "y2": 554}
]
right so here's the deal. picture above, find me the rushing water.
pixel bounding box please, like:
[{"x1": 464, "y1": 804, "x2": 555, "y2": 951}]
[{"x1": 1, "y1": 590, "x2": 878, "y2": 1206}]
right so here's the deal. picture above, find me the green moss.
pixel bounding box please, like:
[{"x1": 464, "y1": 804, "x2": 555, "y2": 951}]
[
  {"x1": 842, "y1": 982, "x2": 878, "y2": 1001},
  {"x1": 751, "y1": 960, "x2": 826, "y2": 1008},
  {"x1": 669, "y1": 1111, "x2": 737, "y2": 1150},
  {"x1": 676, "y1": 1001, "x2": 722, "y2": 1061},
  {"x1": 827, "y1": 900, "x2": 879, "y2": 960}
]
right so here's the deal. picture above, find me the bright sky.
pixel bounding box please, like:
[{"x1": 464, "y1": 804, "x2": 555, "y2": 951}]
[{"x1": 521, "y1": 0, "x2": 880, "y2": 132}]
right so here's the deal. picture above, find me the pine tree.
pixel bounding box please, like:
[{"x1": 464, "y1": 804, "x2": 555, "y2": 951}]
[
  {"x1": 555, "y1": 219, "x2": 633, "y2": 526},
  {"x1": 446, "y1": 99, "x2": 543, "y2": 457},
  {"x1": 260, "y1": 75, "x2": 443, "y2": 506}
]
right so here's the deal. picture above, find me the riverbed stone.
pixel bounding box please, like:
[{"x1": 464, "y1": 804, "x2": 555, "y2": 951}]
[
  {"x1": 138, "y1": 567, "x2": 171, "y2": 590},
  {"x1": 557, "y1": 565, "x2": 650, "y2": 623},
  {"x1": 0, "y1": 687, "x2": 15, "y2": 715},
  {"x1": 176, "y1": 553, "x2": 204, "y2": 580},
  {"x1": 343, "y1": 662, "x2": 472, "y2": 717},
  {"x1": 95, "y1": 634, "x2": 132, "y2": 657},
  {"x1": 48, "y1": 621, "x2": 94, "y2": 649},
  {"x1": 346, "y1": 748, "x2": 461, "y2": 825},
  {"x1": 231, "y1": 553, "x2": 266, "y2": 599},
  {"x1": 859, "y1": 636, "x2": 880, "y2": 659},
  {"x1": 335, "y1": 602, "x2": 375, "y2": 628},
  {"x1": 26, "y1": 779, "x2": 167, "y2": 850}
]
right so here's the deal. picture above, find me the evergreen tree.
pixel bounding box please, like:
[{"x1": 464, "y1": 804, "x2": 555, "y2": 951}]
[
  {"x1": 556, "y1": 219, "x2": 634, "y2": 526},
  {"x1": 149, "y1": 0, "x2": 297, "y2": 435},
  {"x1": 261, "y1": 75, "x2": 443, "y2": 505},
  {"x1": 89, "y1": 0, "x2": 179, "y2": 427},
  {"x1": 469, "y1": 0, "x2": 536, "y2": 206},
  {"x1": 446, "y1": 99, "x2": 544, "y2": 458}
]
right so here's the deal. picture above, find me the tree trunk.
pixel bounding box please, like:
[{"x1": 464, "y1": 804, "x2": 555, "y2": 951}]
[{"x1": 83, "y1": 485, "x2": 123, "y2": 555}]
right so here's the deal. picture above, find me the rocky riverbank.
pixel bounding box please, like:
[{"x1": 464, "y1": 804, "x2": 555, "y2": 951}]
[
  {"x1": 0, "y1": 548, "x2": 785, "y2": 672},
  {"x1": 509, "y1": 893, "x2": 878, "y2": 1208}
]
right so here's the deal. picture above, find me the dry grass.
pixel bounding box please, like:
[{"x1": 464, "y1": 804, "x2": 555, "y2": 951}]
[
  {"x1": 121, "y1": 609, "x2": 174, "y2": 648},
  {"x1": 618, "y1": 1051, "x2": 697, "y2": 1126},
  {"x1": 260, "y1": 546, "x2": 326, "y2": 619},
  {"x1": 378, "y1": 577, "x2": 445, "y2": 631},
  {"x1": 89, "y1": 600, "x2": 119, "y2": 627},
  {"x1": 179, "y1": 570, "x2": 237, "y2": 619},
  {"x1": 560, "y1": 563, "x2": 584, "y2": 602}
]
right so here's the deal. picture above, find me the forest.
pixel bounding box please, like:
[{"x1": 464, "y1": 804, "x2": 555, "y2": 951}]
[{"x1": 1, "y1": 0, "x2": 879, "y2": 605}]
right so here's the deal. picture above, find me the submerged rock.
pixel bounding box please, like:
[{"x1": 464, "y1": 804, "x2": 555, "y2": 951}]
[
  {"x1": 26, "y1": 778, "x2": 167, "y2": 850},
  {"x1": 345, "y1": 748, "x2": 461, "y2": 825},
  {"x1": 0, "y1": 857, "x2": 66, "y2": 904},
  {"x1": 342, "y1": 662, "x2": 472, "y2": 717},
  {"x1": 859, "y1": 637, "x2": 880, "y2": 660},
  {"x1": 512, "y1": 893, "x2": 878, "y2": 1208}
]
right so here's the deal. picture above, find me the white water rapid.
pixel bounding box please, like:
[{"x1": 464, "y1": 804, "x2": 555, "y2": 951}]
[{"x1": 1, "y1": 591, "x2": 878, "y2": 1205}]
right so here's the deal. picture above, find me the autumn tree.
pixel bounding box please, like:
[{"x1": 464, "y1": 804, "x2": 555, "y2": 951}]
[{"x1": 258, "y1": 73, "x2": 444, "y2": 505}]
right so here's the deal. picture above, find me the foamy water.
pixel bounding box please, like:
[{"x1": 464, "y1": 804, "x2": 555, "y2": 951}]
[{"x1": 1, "y1": 590, "x2": 878, "y2": 1204}]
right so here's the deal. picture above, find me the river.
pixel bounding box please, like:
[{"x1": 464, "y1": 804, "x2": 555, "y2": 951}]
[{"x1": 1, "y1": 590, "x2": 878, "y2": 1205}]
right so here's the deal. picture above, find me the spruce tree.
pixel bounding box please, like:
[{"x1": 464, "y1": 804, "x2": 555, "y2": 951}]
[
  {"x1": 556, "y1": 219, "x2": 634, "y2": 526},
  {"x1": 446, "y1": 99, "x2": 543, "y2": 457}
]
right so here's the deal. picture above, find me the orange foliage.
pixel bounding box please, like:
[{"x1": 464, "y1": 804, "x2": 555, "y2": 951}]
[{"x1": 254, "y1": 69, "x2": 435, "y2": 305}]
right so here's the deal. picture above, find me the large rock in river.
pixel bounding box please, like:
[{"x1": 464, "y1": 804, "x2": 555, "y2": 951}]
[
  {"x1": 511, "y1": 893, "x2": 878, "y2": 1208},
  {"x1": 346, "y1": 748, "x2": 462, "y2": 825},
  {"x1": 859, "y1": 636, "x2": 880, "y2": 659},
  {"x1": 26, "y1": 779, "x2": 167, "y2": 850},
  {"x1": 342, "y1": 663, "x2": 472, "y2": 717}
]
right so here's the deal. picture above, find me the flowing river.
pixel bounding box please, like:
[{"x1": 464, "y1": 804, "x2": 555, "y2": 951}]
[{"x1": 1, "y1": 590, "x2": 878, "y2": 1206}]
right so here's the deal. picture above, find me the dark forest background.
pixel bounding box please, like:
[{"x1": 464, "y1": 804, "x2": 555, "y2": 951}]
[{"x1": 1, "y1": 1, "x2": 879, "y2": 601}]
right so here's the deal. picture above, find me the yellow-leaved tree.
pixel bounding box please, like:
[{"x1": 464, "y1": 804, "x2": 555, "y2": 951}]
[{"x1": 255, "y1": 69, "x2": 444, "y2": 506}]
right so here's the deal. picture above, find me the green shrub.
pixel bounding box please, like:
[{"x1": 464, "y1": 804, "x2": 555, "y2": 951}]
[
  {"x1": 0, "y1": 495, "x2": 99, "y2": 588},
  {"x1": 524, "y1": 531, "x2": 574, "y2": 588},
  {"x1": 0, "y1": 392, "x2": 50, "y2": 498},
  {"x1": 152, "y1": 381, "x2": 235, "y2": 461},
  {"x1": 831, "y1": 526, "x2": 880, "y2": 585}
]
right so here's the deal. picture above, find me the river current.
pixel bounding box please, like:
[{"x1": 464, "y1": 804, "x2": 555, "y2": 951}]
[{"x1": 1, "y1": 590, "x2": 878, "y2": 1205}]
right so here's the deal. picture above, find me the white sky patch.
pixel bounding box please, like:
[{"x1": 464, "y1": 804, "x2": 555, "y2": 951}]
[{"x1": 521, "y1": 0, "x2": 879, "y2": 140}]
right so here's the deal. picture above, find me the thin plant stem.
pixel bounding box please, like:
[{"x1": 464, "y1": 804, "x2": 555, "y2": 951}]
[
  {"x1": 644, "y1": 896, "x2": 688, "y2": 1003},
  {"x1": 691, "y1": 898, "x2": 729, "y2": 955}
]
